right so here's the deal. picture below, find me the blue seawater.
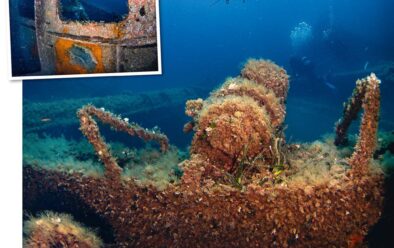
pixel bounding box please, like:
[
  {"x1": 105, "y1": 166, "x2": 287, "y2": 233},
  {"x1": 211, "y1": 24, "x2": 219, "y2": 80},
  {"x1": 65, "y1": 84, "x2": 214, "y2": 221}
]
[{"x1": 24, "y1": 0, "x2": 394, "y2": 142}]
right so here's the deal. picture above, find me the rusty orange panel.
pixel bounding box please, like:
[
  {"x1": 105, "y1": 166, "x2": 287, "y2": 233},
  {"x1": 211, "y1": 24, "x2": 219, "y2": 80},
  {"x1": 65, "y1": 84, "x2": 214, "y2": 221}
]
[{"x1": 54, "y1": 38, "x2": 105, "y2": 74}]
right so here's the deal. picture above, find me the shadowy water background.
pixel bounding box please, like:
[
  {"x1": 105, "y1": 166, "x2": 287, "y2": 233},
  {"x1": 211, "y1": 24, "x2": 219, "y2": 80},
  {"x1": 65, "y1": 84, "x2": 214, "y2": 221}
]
[{"x1": 23, "y1": 0, "x2": 394, "y2": 144}]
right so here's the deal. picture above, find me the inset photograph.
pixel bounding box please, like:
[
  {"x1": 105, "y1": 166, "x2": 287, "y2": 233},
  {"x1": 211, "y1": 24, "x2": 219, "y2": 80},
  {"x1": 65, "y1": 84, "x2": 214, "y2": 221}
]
[{"x1": 9, "y1": 0, "x2": 160, "y2": 79}]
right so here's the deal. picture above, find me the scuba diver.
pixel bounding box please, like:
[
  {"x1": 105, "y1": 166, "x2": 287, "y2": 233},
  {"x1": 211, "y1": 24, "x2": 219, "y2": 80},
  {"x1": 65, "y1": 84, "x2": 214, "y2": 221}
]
[
  {"x1": 289, "y1": 55, "x2": 336, "y2": 95},
  {"x1": 289, "y1": 56, "x2": 315, "y2": 79},
  {"x1": 288, "y1": 3, "x2": 341, "y2": 95}
]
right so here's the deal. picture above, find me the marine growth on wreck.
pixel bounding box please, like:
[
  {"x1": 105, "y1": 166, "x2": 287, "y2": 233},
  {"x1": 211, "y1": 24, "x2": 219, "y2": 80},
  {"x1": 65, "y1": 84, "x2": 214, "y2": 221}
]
[{"x1": 23, "y1": 59, "x2": 384, "y2": 247}]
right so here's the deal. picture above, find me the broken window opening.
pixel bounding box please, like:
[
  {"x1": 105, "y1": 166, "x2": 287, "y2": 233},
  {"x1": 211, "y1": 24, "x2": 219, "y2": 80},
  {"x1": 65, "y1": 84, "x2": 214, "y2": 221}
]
[{"x1": 59, "y1": 0, "x2": 129, "y2": 23}]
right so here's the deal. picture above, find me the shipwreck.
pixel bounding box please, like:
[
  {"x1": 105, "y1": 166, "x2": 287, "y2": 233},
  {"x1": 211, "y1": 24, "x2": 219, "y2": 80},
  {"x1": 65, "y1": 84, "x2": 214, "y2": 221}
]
[{"x1": 24, "y1": 59, "x2": 384, "y2": 247}]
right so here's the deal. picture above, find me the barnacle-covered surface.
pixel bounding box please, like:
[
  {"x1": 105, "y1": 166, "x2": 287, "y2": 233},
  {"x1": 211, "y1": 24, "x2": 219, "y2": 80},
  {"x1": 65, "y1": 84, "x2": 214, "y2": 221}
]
[
  {"x1": 23, "y1": 159, "x2": 383, "y2": 247},
  {"x1": 24, "y1": 211, "x2": 103, "y2": 248},
  {"x1": 191, "y1": 96, "x2": 273, "y2": 172},
  {"x1": 241, "y1": 59, "x2": 289, "y2": 101},
  {"x1": 213, "y1": 78, "x2": 285, "y2": 128},
  {"x1": 23, "y1": 60, "x2": 385, "y2": 247},
  {"x1": 186, "y1": 60, "x2": 289, "y2": 174}
]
